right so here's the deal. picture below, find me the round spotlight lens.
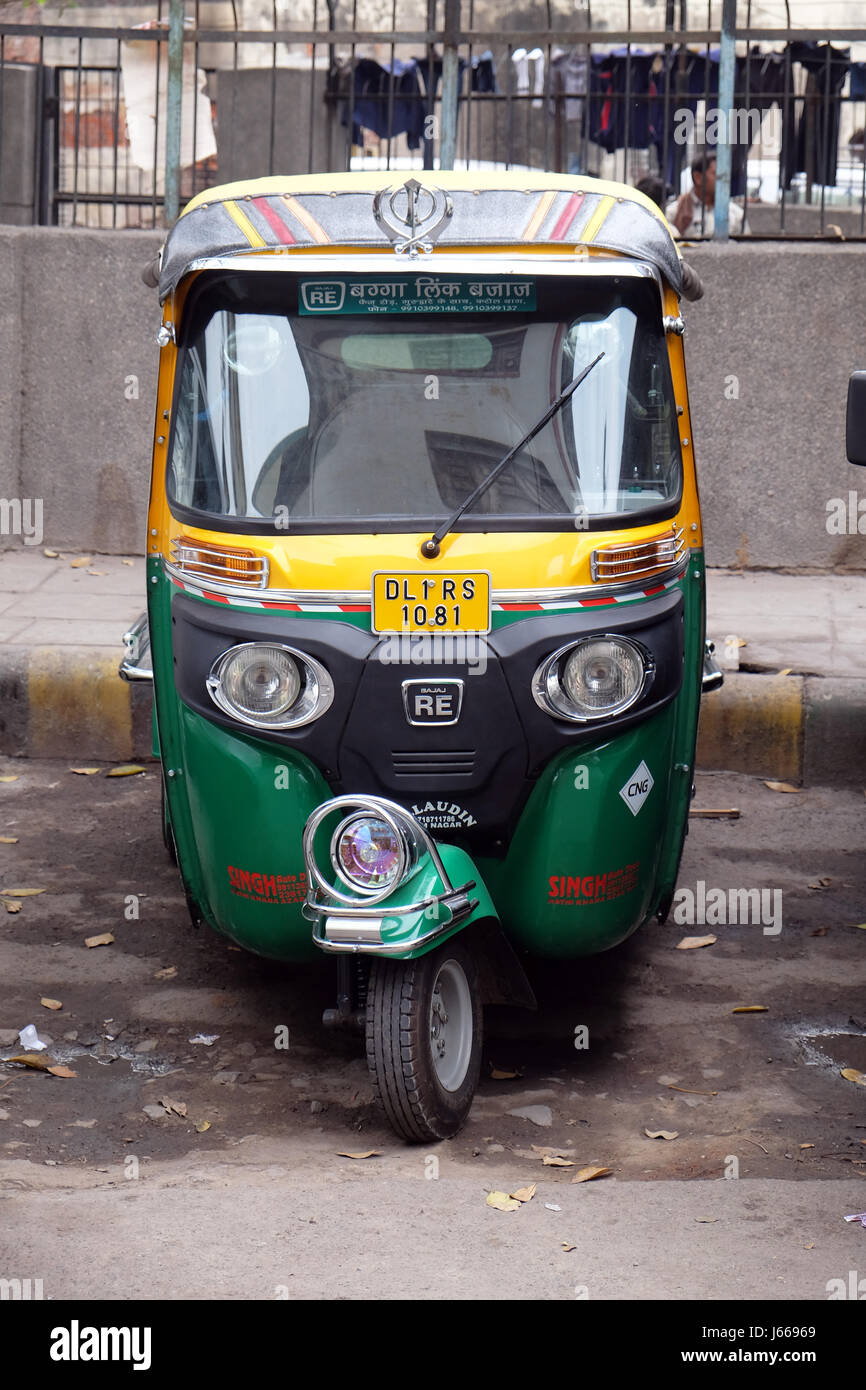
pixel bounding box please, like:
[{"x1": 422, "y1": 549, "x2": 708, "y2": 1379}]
[
  {"x1": 336, "y1": 817, "x2": 403, "y2": 892},
  {"x1": 561, "y1": 638, "x2": 645, "y2": 716},
  {"x1": 221, "y1": 644, "x2": 300, "y2": 720}
]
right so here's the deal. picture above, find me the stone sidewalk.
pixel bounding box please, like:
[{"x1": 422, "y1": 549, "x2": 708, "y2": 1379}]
[{"x1": 1, "y1": 550, "x2": 865, "y2": 780}]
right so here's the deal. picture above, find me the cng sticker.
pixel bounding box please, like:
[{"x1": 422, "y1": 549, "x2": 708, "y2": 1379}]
[{"x1": 619, "y1": 760, "x2": 654, "y2": 816}]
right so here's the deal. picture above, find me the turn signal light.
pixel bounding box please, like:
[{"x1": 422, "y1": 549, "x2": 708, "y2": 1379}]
[
  {"x1": 590, "y1": 526, "x2": 684, "y2": 583},
  {"x1": 170, "y1": 536, "x2": 269, "y2": 589}
]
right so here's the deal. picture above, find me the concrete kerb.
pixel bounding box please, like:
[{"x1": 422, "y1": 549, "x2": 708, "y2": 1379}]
[
  {"x1": 1, "y1": 645, "x2": 865, "y2": 785},
  {"x1": 0, "y1": 645, "x2": 152, "y2": 763}
]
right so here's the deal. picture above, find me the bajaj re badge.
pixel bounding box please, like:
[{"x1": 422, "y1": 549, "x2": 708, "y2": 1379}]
[
  {"x1": 373, "y1": 179, "x2": 453, "y2": 257},
  {"x1": 402, "y1": 679, "x2": 464, "y2": 726}
]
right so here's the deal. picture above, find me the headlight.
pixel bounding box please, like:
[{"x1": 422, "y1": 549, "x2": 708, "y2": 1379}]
[
  {"x1": 532, "y1": 635, "x2": 651, "y2": 722},
  {"x1": 332, "y1": 814, "x2": 405, "y2": 894},
  {"x1": 207, "y1": 642, "x2": 334, "y2": 729}
]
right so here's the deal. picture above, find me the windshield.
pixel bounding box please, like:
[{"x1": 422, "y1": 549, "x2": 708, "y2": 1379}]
[{"x1": 168, "y1": 272, "x2": 682, "y2": 533}]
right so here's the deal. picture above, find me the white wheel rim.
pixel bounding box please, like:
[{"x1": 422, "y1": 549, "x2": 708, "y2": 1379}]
[{"x1": 429, "y1": 958, "x2": 473, "y2": 1092}]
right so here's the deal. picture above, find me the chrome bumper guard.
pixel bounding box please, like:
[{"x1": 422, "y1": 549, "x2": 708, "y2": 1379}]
[
  {"x1": 119, "y1": 612, "x2": 153, "y2": 683},
  {"x1": 303, "y1": 794, "x2": 477, "y2": 954},
  {"x1": 702, "y1": 640, "x2": 724, "y2": 693}
]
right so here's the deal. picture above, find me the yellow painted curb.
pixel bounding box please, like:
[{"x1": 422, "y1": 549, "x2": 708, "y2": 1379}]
[
  {"x1": 27, "y1": 647, "x2": 132, "y2": 761},
  {"x1": 697, "y1": 672, "x2": 804, "y2": 781}
]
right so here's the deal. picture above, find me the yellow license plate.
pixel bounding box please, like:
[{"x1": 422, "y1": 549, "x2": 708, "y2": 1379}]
[{"x1": 372, "y1": 572, "x2": 491, "y2": 634}]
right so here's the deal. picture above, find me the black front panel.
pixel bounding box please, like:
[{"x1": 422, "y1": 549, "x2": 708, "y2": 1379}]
[{"x1": 172, "y1": 589, "x2": 684, "y2": 853}]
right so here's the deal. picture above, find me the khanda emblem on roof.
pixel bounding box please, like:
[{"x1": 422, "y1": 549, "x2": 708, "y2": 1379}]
[{"x1": 373, "y1": 178, "x2": 454, "y2": 257}]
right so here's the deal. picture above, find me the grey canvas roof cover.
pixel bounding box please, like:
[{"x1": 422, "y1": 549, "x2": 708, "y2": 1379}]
[{"x1": 154, "y1": 174, "x2": 698, "y2": 302}]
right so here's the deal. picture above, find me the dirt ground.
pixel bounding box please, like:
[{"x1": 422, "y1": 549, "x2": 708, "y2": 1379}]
[
  {"x1": 0, "y1": 759, "x2": 864, "y2": 1299},
  {"x1": 1, "y1": 758, "x2": 864, "y2": 1174}
]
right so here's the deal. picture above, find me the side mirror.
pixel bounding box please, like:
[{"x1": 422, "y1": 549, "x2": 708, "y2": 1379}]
[{"x1": 846, "y1": 371, "x2": 866, "y2": 465}]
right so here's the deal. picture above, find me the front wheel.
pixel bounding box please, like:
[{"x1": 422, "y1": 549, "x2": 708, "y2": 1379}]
[{"x1": 366, "y1": 941, "x2": 482, "y2": 1143}]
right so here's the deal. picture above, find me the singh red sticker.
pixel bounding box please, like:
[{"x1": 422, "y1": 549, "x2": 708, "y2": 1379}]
[
  {"x1": 228, "y1": 866, "x2": 308, "y2": 904},
  {"x1": 548, "y1": 862, "x2": 640, "y2": 905}
]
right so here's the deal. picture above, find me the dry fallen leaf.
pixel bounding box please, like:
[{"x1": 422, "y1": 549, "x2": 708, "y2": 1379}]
[
  {"x1": 122, "y1": 559, "x2": 134, "y2": 567},
  {"x1": 486, "y1": 1191, "x2": 521, "y2": 1212},
  {"x1": 160, "y1": 1097, "x2": 187, "y2": 1117},
  {"x1": 69, "y1": 556, "x2": 93, "y2": 568},
  {"x1": 490, "y1": 1068, "x2": 521, "y2": 1080},
  {"x1": 542, "y1": 1155, "x2": 574, "y2": 1167},
  {"x1": 811, "y1": 927, "x2": 829, "y2": 937},
  {"x1": 561, "y1": 1242, "x2": 577, "y2": 1251},
  {"x1": 764, "y1": 781, "x2": 803, "y2": 794},
  {"x1": 676, "y1": 934, "x2": 717, "y2": 950},
  {"x1": 195, "y1": 1120, "x2": 211, "y2": 1133},
  {"x1": 43, "y1": 548, "x2": 59, "y2": 559},
  {"x1": 799, "y1": 1143, "x2": 815, "y2": 1150},
  {"x1": 0, "y1": 776, "x2": 19, "y2": 783},
  {"x1": 69, "y1": 768, "x2": 100, "y2": 776},
  {"x1": 106, "y1": 765, "x2": 146, "y2": 778},
  {"x1": 854, "y1": 923, "x2": 866, "y2": 931},
  {"x1": 154, "y1": 965, "x2": 177, "y2": 980},
  {"x1": 695, "y1": 1217, "x2": 719, "y2": 1224},
  {"x1": 0, "y1": 888, "x2": 45, "y2": 897},
  {"x1": 571, "y1": 1166, "x2": 612, "y2": 1184},
  {"x1": 84, "y1": 933, "x2": 114, "y2": 948},
  {"x1": 1, "y1": 899, "x2": 21, "y2": 914},
  {"x1": 732, "y1": 1005, "x2": 768, "y2": 1014},
  {"x1": 8, "y1": 1053, "x2": 54, "y2": 1071},
  {"x1": 0, "y1": 836, "x2": 19, "y2": 844},
  {"x1": 841, "y1": 1068, "x2": 866, "y2": 1087},
  {"x1": 336, "y1": 1151, "x2": 381, "y2": 1160},
  {"x1": 804, "y1": 1242, "x2": 815, "y2": 1250},
  {"x1": 47, "y1": 1064, "x2": 76, "y2": 1079},
  {"x1": 86, "y1": 569, "x2": 107, "y2": 577},
  {"x1": 509, "y1": 1184, "x2": 537, "y2": 1203},
  {"x1": 40, "y1": 998, "x2": 62, "y2": 1011},
  {"x1": 645, "y1": 1129, "x2": 679, "y2": 1140},
  {"x1": 667, "y1": 1083, "x2": 718, "y2": 1096}
]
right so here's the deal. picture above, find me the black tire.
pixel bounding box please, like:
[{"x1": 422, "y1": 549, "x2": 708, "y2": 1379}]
[{"x1": 366, "y1": 940, "x2": 482, "y2": 1143}]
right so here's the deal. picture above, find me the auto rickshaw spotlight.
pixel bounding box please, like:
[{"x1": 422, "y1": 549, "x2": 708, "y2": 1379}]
[
  {"x1": 532, "y1": 635, "x2": 652, "y2": 722},
  {"x1": 330, "y1": 813, "x2": 406, "y2": 895},
  {"x1": 206, "y1": 642, "x2": 335, "y2": 730},
  {"x1": 304, "y1": 797, "x2": 426, "y2": 908}
]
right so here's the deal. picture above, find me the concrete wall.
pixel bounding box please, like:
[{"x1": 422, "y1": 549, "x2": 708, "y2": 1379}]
[{"x1": 0, "y1": 226, "x2": 864, "y2": 567}]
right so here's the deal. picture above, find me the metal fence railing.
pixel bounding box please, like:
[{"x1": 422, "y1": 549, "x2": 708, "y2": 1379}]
[{"x1": 1, "y1": 1, "x2": 865, "y2": 238}]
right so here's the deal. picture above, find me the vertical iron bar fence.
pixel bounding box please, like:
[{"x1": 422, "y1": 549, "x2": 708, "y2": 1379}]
[{"x1": 0, "y1": 12, "x2": 864, "y2": 236}]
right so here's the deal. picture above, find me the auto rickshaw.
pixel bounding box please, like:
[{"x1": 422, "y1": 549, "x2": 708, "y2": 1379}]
[{"x1": 122, "y1": 170, "x2": 720, "y2": 1142}]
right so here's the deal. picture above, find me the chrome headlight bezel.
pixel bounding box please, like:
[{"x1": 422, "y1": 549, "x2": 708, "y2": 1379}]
[
  {"x1": 304, "y1": 797, "x2": 424, "y2": 906},
  {"x1": 206, "y1": 641, "x2": 334, "y2": 730},
  {"x1": 532, "y1": 634, "x2": 654, "y2": 723}
]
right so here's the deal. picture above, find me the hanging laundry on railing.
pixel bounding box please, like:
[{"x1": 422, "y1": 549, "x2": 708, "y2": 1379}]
[
  {"x1": 341, "y1": 58, "x2": 426, "y2": 150},
  {"x1": 549, "y1": 49, "x2": 588, "y2": 121},
  {"x1": 780, "y1": 42, "x2": 850, "y2": 189},
  {"x1": 471, "y1": 50, "x2": 498, "y2": 94},
  {"x1": 512, "y1": 48, "x2": 545, "y2": 106}
]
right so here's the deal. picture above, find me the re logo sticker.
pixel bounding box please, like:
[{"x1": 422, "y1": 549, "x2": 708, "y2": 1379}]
[{"x1": 619, "y1": 760, "x2": 654, "y2": 816}]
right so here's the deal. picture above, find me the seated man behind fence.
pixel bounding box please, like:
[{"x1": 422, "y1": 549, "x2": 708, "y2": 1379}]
[{"x1": 666, "y1": 153, "x2": 747, "y2": 238}]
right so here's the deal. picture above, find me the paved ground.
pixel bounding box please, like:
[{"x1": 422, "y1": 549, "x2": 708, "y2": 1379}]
[{"x1": 0, "y1": 760, "x2": 864, "y2": 1299}]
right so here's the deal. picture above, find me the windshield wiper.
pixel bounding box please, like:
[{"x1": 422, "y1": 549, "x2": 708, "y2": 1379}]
[{"x1": 420, "y1": 351, "x2": 605, "y2": 558}]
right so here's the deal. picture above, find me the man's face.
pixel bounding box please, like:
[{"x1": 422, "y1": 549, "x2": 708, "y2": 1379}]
[{"x1": 694, "y1": 159, "x2": 717, "y2": 203}]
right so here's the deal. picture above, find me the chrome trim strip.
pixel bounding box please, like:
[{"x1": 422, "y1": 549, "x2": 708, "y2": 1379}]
[
  {"x1": 161, "y1": 554, "x2": 690, "y2": 608},
  {"x1": 185, "y1": 253, "x2": 662, "y2": 282}
]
